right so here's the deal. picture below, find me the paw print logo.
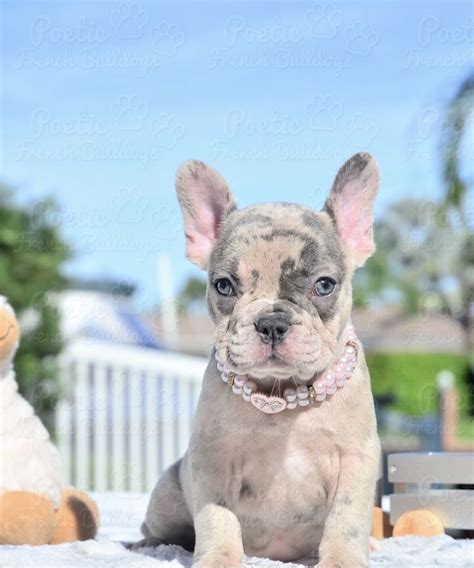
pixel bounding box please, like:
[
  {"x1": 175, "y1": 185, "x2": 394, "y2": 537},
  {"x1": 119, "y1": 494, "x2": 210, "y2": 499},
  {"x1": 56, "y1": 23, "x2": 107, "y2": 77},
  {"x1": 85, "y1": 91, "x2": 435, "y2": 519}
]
[
  {"x1": 112, "y1": 187, "x2": 150, "y2": 224},
  {"x1": 151, "y1": 113, "x2": 185, "y2": 149},
  {"x1": 413, "y1": 107, "x2": 439, "y2": 141},
  {"x1": 345, "y1": 113, "x2": 379, "y2": 144},
  {"x1": 344, "y1": 23, "x2": 379, "y2": 56},
  {"x1": 111, "y1": 3, "x2": 148, "y2": 40},
  {"x1": 113, "y1": 96, "x2": 149, "y2": 131},
  {"x1": 151, "y1": 22, "x2": 185, "y2": 55},
  {"x1": 306, "y1": 4, "x2": 343, "y2": 39},
  {"x1": 306, "y1": 95, "x2": 343, "y2": 131},
  {"x1": 150, "y1": 205, "x2": 182, "y2": 241}
]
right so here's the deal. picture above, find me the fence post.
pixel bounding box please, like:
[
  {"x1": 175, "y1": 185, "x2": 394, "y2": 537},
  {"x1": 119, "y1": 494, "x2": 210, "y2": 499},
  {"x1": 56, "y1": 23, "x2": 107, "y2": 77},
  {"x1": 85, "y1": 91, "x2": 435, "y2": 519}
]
[{"x1": 437, "y1": 370, "x2": 456, "y2": 451}]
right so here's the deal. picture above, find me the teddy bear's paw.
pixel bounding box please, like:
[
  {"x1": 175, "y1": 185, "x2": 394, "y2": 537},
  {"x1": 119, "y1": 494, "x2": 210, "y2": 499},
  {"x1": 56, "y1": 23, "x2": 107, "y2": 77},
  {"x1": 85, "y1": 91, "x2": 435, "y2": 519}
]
[{"x1": 51, "y1": 488, "x2": 99, "y2": 544}]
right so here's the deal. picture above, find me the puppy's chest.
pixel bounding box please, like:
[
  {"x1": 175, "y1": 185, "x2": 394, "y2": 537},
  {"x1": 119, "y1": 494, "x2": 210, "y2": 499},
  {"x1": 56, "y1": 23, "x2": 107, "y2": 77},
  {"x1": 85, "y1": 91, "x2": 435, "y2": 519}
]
[
  {"x1": 229, "y1": 435, "x2": 338, "y2": 519},
  {"x1": 227, "y1": 439, "x2": 337, "y2": 560}
]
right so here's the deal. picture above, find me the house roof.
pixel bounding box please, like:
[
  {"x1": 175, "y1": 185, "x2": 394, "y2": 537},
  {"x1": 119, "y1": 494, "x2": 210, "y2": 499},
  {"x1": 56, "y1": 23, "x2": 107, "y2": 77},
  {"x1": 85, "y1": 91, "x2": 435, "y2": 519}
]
[{"x1": 58, "y1": 290, "x2": 160, "y2": 349}]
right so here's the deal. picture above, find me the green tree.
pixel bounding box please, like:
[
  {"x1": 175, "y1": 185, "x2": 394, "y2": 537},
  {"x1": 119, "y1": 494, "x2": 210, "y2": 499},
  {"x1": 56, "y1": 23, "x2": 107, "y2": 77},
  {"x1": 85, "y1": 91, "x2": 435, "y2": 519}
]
[
  {"x1": 354, "y1": 198, "x2": 465, "y2": 316},
  {"x1": 354, "y1": 71, "x2": 473, "y2": 359},
  {"x1": 177, "y1": 276, "x2": 207, "y2": 311},
  {"x1": 0, "y1": 185, "x2": 71, "y2": 429},
  {"x1": 438, "y1": 70, "x2": 473, "y2": 353},
  {"x1": 440, "y1": 71, "x2": 473, "y2": 214}
]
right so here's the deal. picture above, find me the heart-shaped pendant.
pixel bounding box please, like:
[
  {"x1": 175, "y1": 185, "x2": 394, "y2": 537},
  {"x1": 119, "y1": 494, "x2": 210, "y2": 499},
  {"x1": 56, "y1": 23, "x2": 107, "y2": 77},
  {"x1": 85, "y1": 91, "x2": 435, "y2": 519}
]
[{"x1": 250, "y1": 393, "x2": 287, "y2": 414}]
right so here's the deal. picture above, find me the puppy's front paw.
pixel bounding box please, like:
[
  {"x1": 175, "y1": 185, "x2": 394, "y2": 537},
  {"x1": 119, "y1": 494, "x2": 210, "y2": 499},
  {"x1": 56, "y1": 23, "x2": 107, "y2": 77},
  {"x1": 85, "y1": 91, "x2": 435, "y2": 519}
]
[
  {"x1": 316, "y1": 561, "x2": 367, "y2": 568},
  {"x1": 316, "y1": 551, "x2": 368, "y2": 568},
  {"x1": 193, "y1": 549, "x2": 244, "y2": 568}
]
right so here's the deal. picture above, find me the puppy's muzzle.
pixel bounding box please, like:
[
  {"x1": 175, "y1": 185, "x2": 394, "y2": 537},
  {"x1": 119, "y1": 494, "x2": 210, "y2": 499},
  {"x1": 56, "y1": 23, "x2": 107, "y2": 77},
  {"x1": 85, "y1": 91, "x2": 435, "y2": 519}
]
[{"x1": 254, "y1": 311, "x2": 290, "y2": 345}]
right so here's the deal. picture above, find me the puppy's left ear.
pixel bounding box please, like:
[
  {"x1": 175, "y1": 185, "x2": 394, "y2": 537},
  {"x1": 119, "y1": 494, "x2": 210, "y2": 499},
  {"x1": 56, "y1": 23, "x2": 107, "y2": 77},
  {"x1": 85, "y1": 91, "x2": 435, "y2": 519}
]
[
  {"x1": 176, "y1": 160, "x2": 237, "y2": 270},
  {"x1": 324, "y1": 152, "x2": 380, "y2": 267}
]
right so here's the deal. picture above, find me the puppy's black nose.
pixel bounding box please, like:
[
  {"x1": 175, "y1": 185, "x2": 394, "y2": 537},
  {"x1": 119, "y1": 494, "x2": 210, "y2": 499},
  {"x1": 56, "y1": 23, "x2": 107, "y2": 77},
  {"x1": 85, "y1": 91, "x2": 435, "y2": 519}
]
[{"x1": 255, "y1": 312, "x2": 290, "y2": 345}]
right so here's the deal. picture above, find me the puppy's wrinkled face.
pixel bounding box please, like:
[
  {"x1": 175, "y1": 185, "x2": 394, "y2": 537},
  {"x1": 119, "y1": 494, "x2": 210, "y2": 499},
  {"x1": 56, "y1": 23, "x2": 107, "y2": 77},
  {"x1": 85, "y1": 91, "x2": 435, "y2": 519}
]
[
  {"x1": 176, "y1": 153, "x2": 379, "y2": 382},
  {"x1": 209, "y1": 204, "x2": 349, "y2": 381}
]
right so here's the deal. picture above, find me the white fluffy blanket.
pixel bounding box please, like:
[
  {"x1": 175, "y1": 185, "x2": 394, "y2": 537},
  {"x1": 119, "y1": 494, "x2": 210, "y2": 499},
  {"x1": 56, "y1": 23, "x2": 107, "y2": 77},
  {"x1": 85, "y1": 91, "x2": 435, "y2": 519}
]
[{"x1": 0, "y1": 493, "x2": 472, "y2": 567}]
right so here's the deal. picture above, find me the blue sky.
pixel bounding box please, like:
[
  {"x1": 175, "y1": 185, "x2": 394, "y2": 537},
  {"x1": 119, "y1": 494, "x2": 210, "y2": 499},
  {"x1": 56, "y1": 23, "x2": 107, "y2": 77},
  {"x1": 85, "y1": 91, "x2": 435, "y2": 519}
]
[{"x1": 2, "y1": 1, "x2": 473, "y2": 309}]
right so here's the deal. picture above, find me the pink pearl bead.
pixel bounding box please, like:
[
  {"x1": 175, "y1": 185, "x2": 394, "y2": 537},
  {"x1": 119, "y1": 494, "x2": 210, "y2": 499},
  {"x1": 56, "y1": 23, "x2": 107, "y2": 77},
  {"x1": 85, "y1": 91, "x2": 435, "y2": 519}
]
[
  {"x1": 327, "y1": 383, "x2": 337, "y2": 395},
  {"x1": 314, "y1": 381, "x2": 326, "y2": 394},
  {"x1": 316, "y1": 392, "x2": 326, "y2": 401}
]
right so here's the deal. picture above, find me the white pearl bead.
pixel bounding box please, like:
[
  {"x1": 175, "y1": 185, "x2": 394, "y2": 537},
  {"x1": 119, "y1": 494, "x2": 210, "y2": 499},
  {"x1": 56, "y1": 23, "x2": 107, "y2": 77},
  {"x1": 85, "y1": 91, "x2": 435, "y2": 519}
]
[
  {"x1": 283, "y1": 388, "x2": 297, "y2": 402},
  {"x1": 345, "y1": 346, "x2": 355, "y2": 355},
  {"x1": 340, "y1": 356, "x2": 348, "y2": 364},
  {"x1": 315, "y1": 392, "x2": 326, "y2": 401},
  {"x1": 287, "y1": 401, "x2": 297, "y2": 410},
  {"x1": 242, "y1": 392, "x2": 251, "y2": 402},
  {"x1": 217, "y1": 362, "x2": 224, "y2": 372},
  {"x1": 243, "y1": 381, "x2": 256, "y2": 395},
  {"x1": 336, "y1": 377, "x2": 346, "y2": 387},
  {"x1": 221, "y1": 371, "x2": 229, "y2": 383},
  {"x1": 296, "y1": 385, "x2": 309, "y2": 400},
  {"x1": 327, "y1": 384, "x2": 337, "y2": 395},
  {"x1": 232, "y1": 384, "x2": 243, "y2": 395},
  {"x1": 234, "y1": 375, "x2": 246, "y2": 387},
  {"x1": 297, "y1": 398, "x2": 310, "y2": 407}
]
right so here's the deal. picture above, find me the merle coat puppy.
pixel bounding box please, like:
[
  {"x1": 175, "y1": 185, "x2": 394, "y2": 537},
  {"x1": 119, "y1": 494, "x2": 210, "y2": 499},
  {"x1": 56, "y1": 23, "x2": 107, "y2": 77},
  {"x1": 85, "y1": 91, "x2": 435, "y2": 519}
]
[{"x1": 136, "y1": 153, "x2": 381, "y2": 568}]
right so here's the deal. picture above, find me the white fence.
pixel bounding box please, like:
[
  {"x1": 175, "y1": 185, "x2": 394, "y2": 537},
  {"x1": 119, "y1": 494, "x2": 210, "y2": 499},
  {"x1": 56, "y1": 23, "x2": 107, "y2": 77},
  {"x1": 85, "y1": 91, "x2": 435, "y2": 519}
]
[{"x1": 55, "y1": 340, "x2": 207, "y2": 493}]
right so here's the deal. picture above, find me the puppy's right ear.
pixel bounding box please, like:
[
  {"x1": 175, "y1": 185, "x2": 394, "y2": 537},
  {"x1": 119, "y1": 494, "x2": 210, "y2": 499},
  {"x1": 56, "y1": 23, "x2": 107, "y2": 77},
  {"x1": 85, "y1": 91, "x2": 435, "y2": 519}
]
[{"x1": 176, "y1": 160, "x2": 237, "y2": 270}]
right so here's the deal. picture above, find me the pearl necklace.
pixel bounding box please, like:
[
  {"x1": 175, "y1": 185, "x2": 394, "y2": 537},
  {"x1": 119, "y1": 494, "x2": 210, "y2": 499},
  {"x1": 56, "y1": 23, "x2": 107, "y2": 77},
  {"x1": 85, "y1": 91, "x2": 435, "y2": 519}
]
[{"x1": 215, "y1": 323, "x2": 359, "y2": 414}]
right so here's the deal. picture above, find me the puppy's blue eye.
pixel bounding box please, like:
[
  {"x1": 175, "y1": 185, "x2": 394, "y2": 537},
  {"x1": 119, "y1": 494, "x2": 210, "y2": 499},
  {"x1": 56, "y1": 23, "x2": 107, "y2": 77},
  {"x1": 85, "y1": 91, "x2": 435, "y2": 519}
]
[
  {"x1": 314, "y1": 277, "x2": 336, "y2": 297},
  {"x1": 215, "y1": 278, "x2": 235, "y2": 296}
]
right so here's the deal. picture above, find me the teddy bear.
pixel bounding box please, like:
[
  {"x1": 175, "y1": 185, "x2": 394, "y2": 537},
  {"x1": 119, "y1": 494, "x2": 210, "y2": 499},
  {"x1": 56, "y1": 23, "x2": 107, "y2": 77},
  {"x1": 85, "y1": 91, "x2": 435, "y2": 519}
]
[{"x1": 0, "y1": 295, "x2": 99, "y2": 545}]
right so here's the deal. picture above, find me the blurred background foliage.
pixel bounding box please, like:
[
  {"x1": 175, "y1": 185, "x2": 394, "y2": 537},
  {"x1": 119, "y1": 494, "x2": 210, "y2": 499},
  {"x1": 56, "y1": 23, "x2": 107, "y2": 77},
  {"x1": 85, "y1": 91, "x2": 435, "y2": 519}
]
[{"x1": 0, "y1": 186, "x2": 71, "y2": 427}]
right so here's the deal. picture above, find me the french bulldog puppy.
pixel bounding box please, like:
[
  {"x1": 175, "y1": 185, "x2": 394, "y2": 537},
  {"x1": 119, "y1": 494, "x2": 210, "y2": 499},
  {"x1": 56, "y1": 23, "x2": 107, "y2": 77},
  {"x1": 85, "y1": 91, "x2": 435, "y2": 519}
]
[{"x1": 137, "y1": 153, "x2": 381, "y2": 567}]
